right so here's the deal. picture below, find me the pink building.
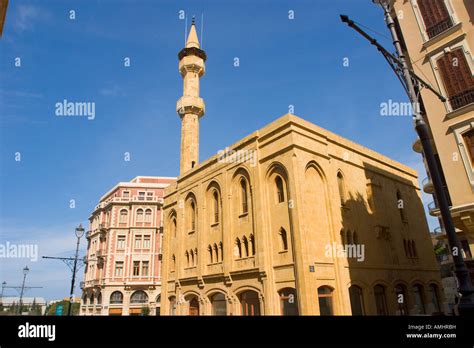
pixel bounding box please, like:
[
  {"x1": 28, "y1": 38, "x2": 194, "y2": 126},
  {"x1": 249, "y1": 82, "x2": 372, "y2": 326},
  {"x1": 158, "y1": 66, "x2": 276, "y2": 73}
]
[{"x1": 80, "y1": 176, "x2": 175, "y2": 316}]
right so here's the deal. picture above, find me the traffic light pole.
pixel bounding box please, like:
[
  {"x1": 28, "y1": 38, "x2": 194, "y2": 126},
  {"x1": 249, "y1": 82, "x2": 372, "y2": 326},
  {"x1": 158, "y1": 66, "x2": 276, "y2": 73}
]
[{"x1": 341, "y1": 3, "x2": 474, "y2": 315}]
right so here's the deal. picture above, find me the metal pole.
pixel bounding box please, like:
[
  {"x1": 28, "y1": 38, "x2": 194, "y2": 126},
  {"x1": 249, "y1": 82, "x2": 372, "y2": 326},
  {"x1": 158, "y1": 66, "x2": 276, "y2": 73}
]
[
  {"x1": 378, "y1": 1, "x2": 474, "y2": 314},
  {"x1": 18, "y1": 272, "x2": 27, "y2": 315},
  {"x1": 67, "y1": 235, "x2": 81, "y2": 316}
]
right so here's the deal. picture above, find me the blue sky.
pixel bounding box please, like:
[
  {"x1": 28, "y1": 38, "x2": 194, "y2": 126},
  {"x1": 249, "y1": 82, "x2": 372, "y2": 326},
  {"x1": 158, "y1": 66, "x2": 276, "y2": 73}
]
[{"x1": 0, "y1": 0, "x2": 438, "y2": 301}]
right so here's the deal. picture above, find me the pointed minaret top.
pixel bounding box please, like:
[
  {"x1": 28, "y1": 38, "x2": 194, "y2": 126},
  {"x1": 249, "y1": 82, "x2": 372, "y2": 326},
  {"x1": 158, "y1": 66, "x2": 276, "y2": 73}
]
[{"x1": 186, "y1": 17, "x2": 200, "y2": 49}]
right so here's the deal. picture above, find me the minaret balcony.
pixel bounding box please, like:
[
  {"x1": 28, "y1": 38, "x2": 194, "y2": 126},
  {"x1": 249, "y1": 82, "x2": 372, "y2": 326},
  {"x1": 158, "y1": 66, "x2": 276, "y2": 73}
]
[
  {"x1": 179, "y1": 56, "x2": 205, "y2": 77},
  {"x1": 177, "y1": 96, "x2": 205, "y2": 117}
]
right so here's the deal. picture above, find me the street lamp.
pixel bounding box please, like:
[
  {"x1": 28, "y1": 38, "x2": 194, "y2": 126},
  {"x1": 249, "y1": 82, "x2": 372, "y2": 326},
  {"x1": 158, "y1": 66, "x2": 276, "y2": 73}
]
[
  {"x1": 18, "y1": 266, "x2": 29, "y2": 315},
  {"x1": 67, "y1": 224, "x2": 85, "y2": 316},
  {"x1": 369, "y1": 0, "x2": 474, "y2": 314}
]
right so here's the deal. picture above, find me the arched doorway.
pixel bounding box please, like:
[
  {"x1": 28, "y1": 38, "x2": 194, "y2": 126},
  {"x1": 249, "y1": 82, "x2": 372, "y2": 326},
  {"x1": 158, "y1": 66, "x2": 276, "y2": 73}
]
[
  {"x1": 210, "y1": 293, "x2": 227, "y2": 315},
  {"x1": 188, "y1": 296, "x2": 200, "y2": 316},
  {"x1": 239, "y1": 290, "x2": 261, "y2": 316},
  {"x1": 279, "y1": 288, "x2": 299, "y2": 315}
]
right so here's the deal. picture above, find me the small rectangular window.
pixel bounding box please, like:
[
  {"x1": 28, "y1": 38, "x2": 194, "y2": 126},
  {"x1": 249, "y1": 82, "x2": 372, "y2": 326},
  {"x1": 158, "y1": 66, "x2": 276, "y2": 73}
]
[
  {"x1": 134, "y1": 235, "x2": 142, "y2": 249},
  {"x1": 117, "y1": 235, "x2": 126, "y2": 249},
  {"x1": 123, "y1": 191, "x2": 130, "y2": 198},
  {"x1": 133, "y1": 261, "x2": 140, "y2": 276},
  {"x1": 143, "y1": 235, "x2": 151, "y2": 249},
  {"x1": 142, "y1": 261, "x2": 149, "y2": 276},
  {"x1": 115, "y1": 261, "x2": 123, "y2": 277}
]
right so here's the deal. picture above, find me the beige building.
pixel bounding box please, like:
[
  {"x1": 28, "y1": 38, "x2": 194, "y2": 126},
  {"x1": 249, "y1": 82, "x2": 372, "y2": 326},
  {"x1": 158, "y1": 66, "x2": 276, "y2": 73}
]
[
  {"x1": 160, "y1": 21, "x2": 445, "y2": 316},
  {"x1": 391, "y1": 0, "x2": 474, "y2": 304},
  {"x1": 81, "y1": 176, "x2": 175, "y2": 316}
]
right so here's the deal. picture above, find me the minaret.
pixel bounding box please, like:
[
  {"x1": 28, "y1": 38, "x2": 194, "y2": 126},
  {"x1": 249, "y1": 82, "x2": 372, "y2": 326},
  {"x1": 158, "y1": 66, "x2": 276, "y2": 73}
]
[{"x1": 177, "y1": 17, "x2": 206, "y2": 175}]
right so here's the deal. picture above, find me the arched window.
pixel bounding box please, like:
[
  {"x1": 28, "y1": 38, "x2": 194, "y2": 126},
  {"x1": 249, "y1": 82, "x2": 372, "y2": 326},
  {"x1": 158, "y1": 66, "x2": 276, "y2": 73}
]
[
  {"x1": 190, "y1": 249, "x2": 195, "y2": 266},
  {"x1": 413, "y1": 284, "x2": 426, "y2": 314},
  {"x1": 397, "y1": 190, "x2": 406, "y2": 222},
  {"x1": 119, "y1": 209, "x2": 128, "y2": 223},
  {"x1": 130, "y1": 290, "x2": 148, "y2": 304},
  {"x1": 249, "y1": 234, "x2": 255, "y2": 256},
  {"x1": 374, "y1": 284, "x2": 388, "y2": 315},
  {"x1": 136, "y1": 209, "x2": 144, "y2": 222},
  {"x1": 90, "y1": 293, "x2": 94, "y2": 305},
  {"x1": 279, "y1": 228, "x2": 288, "y2": 251},
  {"x1": 318, "y1": 286, "x2": 334, "y2": 316},
  {"x1": 411, "y1": 241, "x2": 418, "y2": 258},
  {"x1": 395, "y1": 284, "x2": 409, "y2": 315},
  {"x1": 337, "y1": 171, "x2": 346, "y2": 206},
  {"x1": 188, "y1": 296, "x2": 200, "y2": 316},
  {"x1": 110, "y1": 291, "x2": 123, "y2": 304},
  {"x1": 171, "y1": 254, "x2": 176, "y2": 272},
  {"x1": 403, "y1": 239, "x2": 408, "y2": 257},
  {"x1": 171, "y1": 217, "x2": 177, "y2": 238},
  {"x1": 429, "y1": 284, "x2": 441, "y2": 313},
  {"x1": 145, "y1": 209, "x2": 152, "y2": 223},
  {"x1": 275, "y1": 176, "x2": 285, "y2": 203},
  {"x1": 240, "y1": 178, "x2": 248, "y2": 213},
  {"x1": 169, "y1": 296, "x2": 177, "y2": 315},
  {"x1": 213, "y1": 191, "x2": 219, "y2": 224},
  {"x1": 211, "y1": 293, "x2": 227, "y2": 315},
  {"x1": 235, "y1": 238, "x2": 242, "y2": 259},
  {"x1": 212, "y1": 243, "x2": 218, "y2": 262},
  {"x1": 347, "y1": 230, "x2": 353, "y2": 245},
  {"x1": 208, "y1": 245, "x2": 213, "y2": 264},
  {"x1": 340, "y1": 230, "x2": 346, "y2": 245},
  {"x1": 82, "y1": 294, "x2": 87, "y2": 305},
  {"x1": 349, "y1": 285, "x2": 365, "y2": 315},
  {"x1": 190, "y1": 201, "x2": 196, "y2": 231},
  {"x1": 97, "y1": 292, "x2": 102, "y2": 305},
  {"x1": 242, "y1": 236, "x2": 249, "y2": 257},
  {"x1": 156, "y1": 294, "x2": 161, "y2": 316},
  {"x1": 239, "y1": 290, "x2": 261, "y2": 316},
  {"x1": 185, "y1": 251, "x2": 190, "y2": 267},
  {"x1": 219, "y1": 242, "x2": 223, "y2": 262},
  {"x1": 279, "y1": 288, "x2": 299, "y2": 316}
]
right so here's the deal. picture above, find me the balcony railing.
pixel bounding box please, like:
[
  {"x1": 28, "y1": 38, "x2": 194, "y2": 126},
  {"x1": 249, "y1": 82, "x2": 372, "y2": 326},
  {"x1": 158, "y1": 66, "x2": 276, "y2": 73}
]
[
  {"x1": 450, "y1": 89, "x2": 474, "y2": 111},
  {"x1": 426, "y1": 17, "x2": 453, "y2": 39},
  {"x1": 422, "y1": 177, "x2": 434, "y2": 194}
]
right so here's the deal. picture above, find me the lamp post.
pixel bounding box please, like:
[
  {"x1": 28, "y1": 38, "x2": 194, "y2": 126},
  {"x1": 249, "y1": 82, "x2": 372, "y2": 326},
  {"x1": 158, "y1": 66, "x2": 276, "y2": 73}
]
[
  {"x1": 369, "y1": 0, "x2": 474, "y2": 314},
  {"x1": 18, "y1": 266, "x2": 29, "y2": 315},
  {"x1": 67, "y1": 224, "x2": 85, "y2": 316}
]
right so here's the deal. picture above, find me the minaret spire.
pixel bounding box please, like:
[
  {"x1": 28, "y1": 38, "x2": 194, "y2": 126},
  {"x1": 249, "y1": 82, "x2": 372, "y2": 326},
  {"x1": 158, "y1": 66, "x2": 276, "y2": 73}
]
[{"x1": 176, "y1": 20, "x2": 207, "y2": 174}]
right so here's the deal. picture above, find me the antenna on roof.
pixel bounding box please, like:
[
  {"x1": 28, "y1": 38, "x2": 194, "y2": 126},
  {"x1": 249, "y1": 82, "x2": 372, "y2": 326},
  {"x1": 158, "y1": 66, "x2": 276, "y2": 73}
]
[{"x1": 201, "y1": 13, "x2": 204, "y2": 48}]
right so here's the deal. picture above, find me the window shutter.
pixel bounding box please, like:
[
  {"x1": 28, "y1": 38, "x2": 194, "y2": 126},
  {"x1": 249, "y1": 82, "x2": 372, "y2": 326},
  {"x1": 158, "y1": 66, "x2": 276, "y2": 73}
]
[{"x1": 417, "y1": 0, "x2": 452, "y2": 38}]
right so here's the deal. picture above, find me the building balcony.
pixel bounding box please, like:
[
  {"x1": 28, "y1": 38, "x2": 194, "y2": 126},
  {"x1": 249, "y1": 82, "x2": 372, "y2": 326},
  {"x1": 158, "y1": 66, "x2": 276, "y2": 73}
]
[
  {"x1": 426, "y1": 17, "x2": 453, "y2": 39},
  {"x1": 450, "y1": 89, "x2": 474, "y2": 111},
  {"x1": 412, "y1": 138, "x2": 422, "y2": 153},
  {"x1": 428, "y1": 201, "x2": 441, "y2": 217},
  {"x1": 422, "y1": 177, "x2": 434, "y2": 194}
]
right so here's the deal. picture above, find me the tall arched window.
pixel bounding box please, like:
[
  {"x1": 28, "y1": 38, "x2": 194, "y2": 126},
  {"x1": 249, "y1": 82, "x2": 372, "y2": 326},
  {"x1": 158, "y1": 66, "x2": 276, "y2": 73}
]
[
  {"x1": 349, "y1": 285, "x2": 365, "y2": 315},
  {"x1": 235, "y1": 238, "x2": 242, "y2": 259},
  {"x1": 110, "y1": 291, "x2": 123, "y2": 304},
  {"x1": 90, "y1": 293, "x2": 95, "y2": 305},
  {"x1": 211, "y1": 293, "x2": 227, "y2": 315},
  {"x1": 119, "y1": 209, "x2": 128, "y2": 223},
  {"x1": 213, "y1": 243, "x2": 219, "y2": 262},
  {"x1": 213, "y1": 190, "x2": 219, "y2": 224},
  {"x1": 97, "y1": 292, "x2": 102, "y2": 305},
  {"x1": 145, "y1": 209, "x2": 152, "y2": 223},
  {"x1": 239, "y1": 290, "x2": 261, "y2": 316},
  {"x1": 208, "y1": 245, "x2": 213, "y2": 264},
  {"x1": 242, "y1": 236, "x2": 249, "y2": 257},
  {"x1": 275, "y1": 176, "x2": 285, "y2": 203},
  {"x1": 395, "y1": 284, "x2": 409, "y2": 315},
  {"x1": 171, "y1": 254, "x2": 176, "y2": 272},
  {"x1": 403, "y1": 239, "x2": 408, "y2": 257},
  {"x1": 340, "y1": 230, "x2": 346, "y2": 245},
  {"x1": 279, "y1": 228, "x2": 288, "y2": 251},
  {"x1": 249, "y1": 234, "x2": 255, "y2": 256},
  {"x1": 337, "y1": 171, "x2": 346, "y2": 206},
  {"x1": 190, "y1": 201, "x2": 196, "y2": 231},
  {"x1": 411, "y1": 241, "x2": 418, "y2": 258},
  {"x1": 374, "y1": 284, "x2": 388, "y2": 315},
  {"x1": 352, "y1": 231, "x2": 358, "y2": 245},
  {"x1": 190, "y1": 249, "x2": 195, "y2": 266},
  {"x1": 219, "y1": 242, "x2": 223, "y2": 261},
  {"x1": 136, "y1": 209, "x2": 144, "y2": 222},
  {"x1": 279, "y1": 288, "x2": 299, "y2": 316},
  {"x1": 185, "y1": 251, "x2": 190, "y2": 267},
  {"x1": 397, "y1": 190, "x2": 406, "y2": 222},
  {"x1": 171, "y1": 217, "x2": 177, "y2": 238},
  {"x1": 429, "y1": 284, "x2": 441, "y2": 313},
  {"x1": 413, "y1": 284, "x2": 426, "y2": 314},
  {"x1": 318, "y1": 286, "x2": 334, "y2": 316},
  {"x1": 240, "y1": 178, "x2": 248, "y2": 213}
]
